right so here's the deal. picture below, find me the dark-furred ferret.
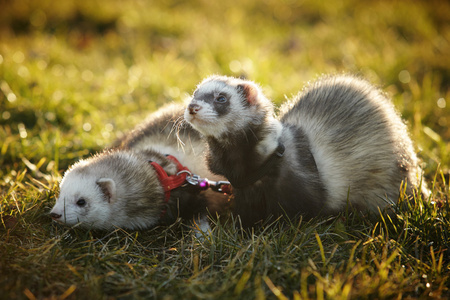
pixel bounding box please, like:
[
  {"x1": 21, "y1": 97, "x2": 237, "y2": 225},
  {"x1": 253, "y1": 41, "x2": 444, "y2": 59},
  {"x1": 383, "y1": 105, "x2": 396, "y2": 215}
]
[{"x1": 184, "y1": 75, "x2": 428, "y2": 227}]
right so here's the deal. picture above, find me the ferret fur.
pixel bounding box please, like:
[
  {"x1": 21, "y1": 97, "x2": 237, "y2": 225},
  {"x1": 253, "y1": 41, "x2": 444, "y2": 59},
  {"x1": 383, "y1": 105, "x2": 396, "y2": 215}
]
[
  {"x1": 50, "y1": 103, "x2": 228, "y2": 230},
  {"x1": 184, "y1": 75, "x2": 428, "y2": 227}
]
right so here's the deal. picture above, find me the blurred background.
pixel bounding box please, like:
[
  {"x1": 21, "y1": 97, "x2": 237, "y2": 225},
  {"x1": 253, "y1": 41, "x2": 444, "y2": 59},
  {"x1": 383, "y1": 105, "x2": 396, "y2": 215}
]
[{"x1": 0, "y1": 0, "x2": 449, "y2": 178}]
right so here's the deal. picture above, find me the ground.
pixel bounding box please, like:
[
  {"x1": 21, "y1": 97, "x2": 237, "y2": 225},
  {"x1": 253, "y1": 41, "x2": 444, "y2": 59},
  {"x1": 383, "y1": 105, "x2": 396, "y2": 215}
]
[{"x1": 0, "y1": 0, "x2": 449, "y2": 299}]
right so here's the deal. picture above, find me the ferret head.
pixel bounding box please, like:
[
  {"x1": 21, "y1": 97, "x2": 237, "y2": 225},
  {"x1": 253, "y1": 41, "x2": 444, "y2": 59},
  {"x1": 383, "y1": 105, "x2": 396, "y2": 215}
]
[
  {"x1": 50, "y1": 160, "x2": 118, "y2": 229},
  {"x1": 184, "y1": 75, "x2": 274, "y2": 139}
]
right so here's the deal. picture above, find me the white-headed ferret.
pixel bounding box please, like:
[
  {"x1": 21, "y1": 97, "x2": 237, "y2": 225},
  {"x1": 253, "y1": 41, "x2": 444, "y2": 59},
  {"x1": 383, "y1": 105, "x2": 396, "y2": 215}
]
[
  {"x1": 184, "y1": 75, "x2": 429, "y2": 227},
  {"x1": 50, "y1": 104, "x2": 228, "y2": 230}
]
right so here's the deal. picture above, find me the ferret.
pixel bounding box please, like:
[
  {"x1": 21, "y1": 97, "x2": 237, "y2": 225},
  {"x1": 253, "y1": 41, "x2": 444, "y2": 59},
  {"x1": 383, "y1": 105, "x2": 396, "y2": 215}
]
[
  {"x1": 184, "y1": 74, "x2": 429, "y2": 227},
  {"x1": 50, "y1": 103, "x2": 228, "y2": 230}
]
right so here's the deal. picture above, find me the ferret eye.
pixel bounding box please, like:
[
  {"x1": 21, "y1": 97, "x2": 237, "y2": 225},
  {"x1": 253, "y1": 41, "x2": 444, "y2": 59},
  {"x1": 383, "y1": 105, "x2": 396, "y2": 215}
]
[
  {"x1": 215, "y1": 95, "x2": 227, "y2": 103},
  {"x1": 76, "y1": 198, "x2": 86, "y2": 207}
]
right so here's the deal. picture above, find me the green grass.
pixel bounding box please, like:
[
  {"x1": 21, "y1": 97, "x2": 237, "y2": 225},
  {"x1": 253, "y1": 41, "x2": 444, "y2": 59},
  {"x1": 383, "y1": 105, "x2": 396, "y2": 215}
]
[{"x1": 1, "y1": 0, "x2": 449, "y2": 298}]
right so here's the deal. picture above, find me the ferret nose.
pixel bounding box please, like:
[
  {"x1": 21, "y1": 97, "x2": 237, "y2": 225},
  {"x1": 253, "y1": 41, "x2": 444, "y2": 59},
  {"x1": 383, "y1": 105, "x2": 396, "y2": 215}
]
[
  {"x1": 188, "y1": 103, "x2": 201, "y2": 115},
  {"x1": 50, "y1": 212, "x2": 62, "y2": 219}
]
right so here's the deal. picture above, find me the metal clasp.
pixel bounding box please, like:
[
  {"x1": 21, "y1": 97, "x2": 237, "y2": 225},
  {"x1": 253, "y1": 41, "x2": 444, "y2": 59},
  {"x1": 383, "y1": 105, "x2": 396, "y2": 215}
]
[
  {"x1": 209, "y1": 180, "x2": 232, "y2": 193},
  {"x1": 177, "y1": 170, "x2": 198, "y2": 186},
  {"x1": 177, "y1": 170, "x2": 232, "y2": 194}
]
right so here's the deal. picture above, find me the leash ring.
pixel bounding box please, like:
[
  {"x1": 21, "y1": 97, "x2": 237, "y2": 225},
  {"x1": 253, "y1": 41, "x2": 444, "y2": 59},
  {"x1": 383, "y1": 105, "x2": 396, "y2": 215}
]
[{"x1": 176, "y1": 170, "x2": 192, "y2": 177}]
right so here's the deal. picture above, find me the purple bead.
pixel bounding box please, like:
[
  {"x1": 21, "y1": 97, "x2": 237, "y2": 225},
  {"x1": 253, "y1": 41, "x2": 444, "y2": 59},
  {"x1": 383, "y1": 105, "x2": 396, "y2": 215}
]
[{"x1": 199, "y1": 180, "x2": 209, "y2": 190}]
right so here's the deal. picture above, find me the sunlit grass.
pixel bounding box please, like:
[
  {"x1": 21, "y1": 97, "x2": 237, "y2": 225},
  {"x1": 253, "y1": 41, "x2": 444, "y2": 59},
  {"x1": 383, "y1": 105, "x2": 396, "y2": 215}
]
[{"x1": 0, "y1": 0, "x2": 449, "y2": 298}]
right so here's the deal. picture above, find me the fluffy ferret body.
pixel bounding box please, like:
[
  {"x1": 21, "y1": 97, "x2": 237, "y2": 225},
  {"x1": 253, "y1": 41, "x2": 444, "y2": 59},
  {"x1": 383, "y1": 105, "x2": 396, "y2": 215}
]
[
  {"x1": 50, "y1": 104, "x2": 227, "y2": 230},
  {"x1": 184, "y1": 75, "x2": 428, "y2": 227}
]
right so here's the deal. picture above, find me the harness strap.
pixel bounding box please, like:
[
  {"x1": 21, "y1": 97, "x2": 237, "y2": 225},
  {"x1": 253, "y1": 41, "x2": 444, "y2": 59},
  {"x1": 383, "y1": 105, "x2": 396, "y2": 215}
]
[{"x1": 150, "y1": 155, "x2": 190, "y2": 218}]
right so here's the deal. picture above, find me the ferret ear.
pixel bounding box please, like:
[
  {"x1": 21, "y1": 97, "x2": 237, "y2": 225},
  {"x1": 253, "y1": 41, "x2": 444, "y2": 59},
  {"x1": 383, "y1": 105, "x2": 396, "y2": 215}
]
[
  {"x1": 96, "y1": 178, "x2": 117, "y2": 203},
  {"x1": 237, "y1": 83, "x2": 258, "y2": 105}
]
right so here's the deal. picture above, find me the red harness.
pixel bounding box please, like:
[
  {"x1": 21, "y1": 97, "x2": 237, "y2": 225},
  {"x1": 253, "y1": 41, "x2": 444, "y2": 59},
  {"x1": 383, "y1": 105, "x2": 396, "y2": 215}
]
[
  {"x1": 150, "y1": 155, "x2": 190, "y2": 218},
  {"x1": 150, "y1": 155, "x2": 232, "y2": 219}
]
